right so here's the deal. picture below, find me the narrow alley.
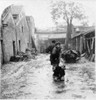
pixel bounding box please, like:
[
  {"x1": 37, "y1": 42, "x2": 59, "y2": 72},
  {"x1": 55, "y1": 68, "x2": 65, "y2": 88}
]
[
  {"x1": 0, "y1": 0, "x2": 96, "y2": 100},
  {"x1": 1, "y1": 54, "x2": 96, "y2": 99}
]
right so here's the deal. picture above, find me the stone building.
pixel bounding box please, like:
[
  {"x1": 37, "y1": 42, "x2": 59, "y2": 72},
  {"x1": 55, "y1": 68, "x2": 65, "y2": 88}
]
[
  {"x1": 26, "y1": 16, "x2": 38, "y2": 50},
  {"x1": 0, "y1": 41, "x2": 1, "y2": 67},
  {"x1": 0, "y1": 44, "x2": 1, "y2": 90},
  {"x1": 0, "y1": 26, "x2": 1, "y2": 92},
  {"x1": 1, "y1": 5, "x2": 35, "y2": 63}
]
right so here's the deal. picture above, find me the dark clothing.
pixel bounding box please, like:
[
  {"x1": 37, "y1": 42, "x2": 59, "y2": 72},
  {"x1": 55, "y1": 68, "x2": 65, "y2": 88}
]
[
  {"x1": 46, "y1": 45, "x2": 54, "y2": 54},
  {"x1": 47, "y1": 45, "x2": 55, "y2": 65},
  {"x1": 53, "y1": 66, "x2": 65, "y2": 79},
  {"x1": 50, "y1": 55, "x2": 60, "y2": 65},
  {"x1": 50, "y1": 46, "x2": 61, "y2": 65},
  {"x1": 47, "y1": 44, "x2": 61, "y2": 65},
  {"x1": 52, "y1": 47, "x2": 61, "y2": 57}
]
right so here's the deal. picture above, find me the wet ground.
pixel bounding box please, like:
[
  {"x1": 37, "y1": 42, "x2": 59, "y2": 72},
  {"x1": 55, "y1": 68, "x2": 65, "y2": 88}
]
[{"x1": 1, "y1": 54, "x2": 96, "y2": 99}]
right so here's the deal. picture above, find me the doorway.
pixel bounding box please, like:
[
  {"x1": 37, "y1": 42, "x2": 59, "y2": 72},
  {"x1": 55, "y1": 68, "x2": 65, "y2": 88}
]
[
  {"x1": 19, "y1": 40, "x2": 21, "y2": 52},
  {"x1": 1, "y1": 40, "x2": 4, "y2": 64},
  {"x1": 13, "y1": 41, "x2": 16, "y2": 56}
]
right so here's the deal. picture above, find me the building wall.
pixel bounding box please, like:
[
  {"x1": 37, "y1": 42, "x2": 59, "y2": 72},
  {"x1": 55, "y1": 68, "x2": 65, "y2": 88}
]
[
  {"x1": 0, "y1": 27, "x2": 1, "y2": 66},
  {"x1": 30, "y1": 19, "x2": 39, "y2": 51},
  {"x1": 0, "y1": 26, "x2": 3, "y2": 65},
  {"x1": 77, "y1": 36, "x2": 80, "y2": 51},
  {"x1": 16, "y1": 16, "x2": 29, "y2": 53},
  {"x1": 26, "y1": 16, "x2": 40, "y2": 52},
  {"x1": 34, "y1": 34, "x2": 42, "y2": 52},
  {"x1": 26, "y1": 16, "x2": 33, "y2": 49},
  {"x1": 26, "y1": 16, "x2": 37, "y2": 50},
  {"x1": 80, "y1": 36, "x2": 83, "y2": 53},
  {"x1": 0, "y1": 39, "x2": 2, "y2": 96},
  {"x1": 0, "y1": 38, "x2": 1, "y2": 68},
  {"x1": 36, "y1": 32, "x2": 66, "y2": 40},
  {"x1": 72, "y1": 35, "x2": 83, "y2": 53},
  {"x1": 71, "y1": 30, "x2": 95, "y2": 57},
  {"x1": 2, "y1": 15, "x2": 16, "y2": 62},
  {"x1": 71, "y1": 38, "x2": 76, "y2": 50},
  {"x1": 1, "y1": 5, "x2": 35, "y2": 63}
]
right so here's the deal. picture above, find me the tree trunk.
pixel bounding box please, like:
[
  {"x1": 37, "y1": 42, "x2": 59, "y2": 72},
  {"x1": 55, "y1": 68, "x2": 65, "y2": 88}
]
[{"x1": 65, "y1": 23, "x2": 72, "y2": 49}]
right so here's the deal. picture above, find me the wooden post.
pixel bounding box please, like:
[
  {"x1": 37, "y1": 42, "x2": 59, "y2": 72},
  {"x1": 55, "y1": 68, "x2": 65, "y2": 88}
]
[
  {"x1": 76, "y1": 37, "x2": 78, "y2": 51},
  {"x1": 89, "y1": 38, "x2": 91, "y2": 51},
  {"x1": 91, "y1": 37, "x2": 94, "y2": 50},
  {"x1": 84, "y1": 37, "x2": 86, "y2": 50},
  {"x1": 74, "y1": 38, "x2": 76, "y2": 50},
  {"x1": 80, "y1": 36, "x2": 82, "y2": 54},
  {"x1": 90, "y1": 37, "x2": 95, "y2": 61},
  {"x1": 90, "y1": 54, "x2": 95, "y2": 62},
  {"x1": 87, "y1": 40, "x2": 90, "y2": 53}
]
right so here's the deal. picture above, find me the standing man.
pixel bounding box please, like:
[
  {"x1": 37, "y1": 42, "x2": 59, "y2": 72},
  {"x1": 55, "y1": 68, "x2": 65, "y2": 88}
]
[
  {"x1": 51, "y1": 42, "x2": 61, "y2": 69},
  {"x1": 46, "y1": 40, "x2": 56, "y2": 65}
]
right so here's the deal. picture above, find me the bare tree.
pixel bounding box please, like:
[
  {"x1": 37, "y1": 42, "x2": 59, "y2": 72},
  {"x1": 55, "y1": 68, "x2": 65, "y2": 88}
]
[{"x1": 51, "y1": 1, "x2": 86, "y2": 49}]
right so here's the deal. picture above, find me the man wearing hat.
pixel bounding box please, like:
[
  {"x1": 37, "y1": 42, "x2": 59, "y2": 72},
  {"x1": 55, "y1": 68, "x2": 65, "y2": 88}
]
[
  {"x1": 51, "y1": 41, "x2": 61, "y2": 70},
  {"x1": 46, "y1": 40, "x2": 56, "y2": 65}
]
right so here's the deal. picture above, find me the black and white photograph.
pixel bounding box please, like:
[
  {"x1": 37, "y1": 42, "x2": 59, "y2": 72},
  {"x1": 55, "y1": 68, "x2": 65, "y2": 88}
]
[{"x1": 0, "y1": 0, "x2": 96, "y2": 99}]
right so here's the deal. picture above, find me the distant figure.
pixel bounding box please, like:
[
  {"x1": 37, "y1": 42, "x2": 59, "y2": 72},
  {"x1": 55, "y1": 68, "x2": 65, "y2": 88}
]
[
  {"x1": 51, "y1": 42, "x2": 61, "y2": 69},
  {"x1": 47, "y1": 41, "x2": 65, "y2": 81},
  {"x1": 52, "y1": 42, "x2": 66, "y2": 81},
  {"x1": 46, "y1": 40, "x2": 56, "y2": 65}
]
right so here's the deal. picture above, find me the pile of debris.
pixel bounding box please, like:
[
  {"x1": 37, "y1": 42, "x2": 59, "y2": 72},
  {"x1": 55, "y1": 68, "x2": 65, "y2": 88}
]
[
  {"x1": 61, "y1": 49, "x2": 80, "y2": 63},
  {"x1": 10, "y1": 48, "x2": 38, "y2": 62}
]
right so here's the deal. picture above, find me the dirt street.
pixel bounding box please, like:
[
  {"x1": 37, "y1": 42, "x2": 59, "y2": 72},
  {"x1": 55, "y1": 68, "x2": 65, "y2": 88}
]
[{"x1": 1, "y1": 54, "x2": 96, "y2": 99}]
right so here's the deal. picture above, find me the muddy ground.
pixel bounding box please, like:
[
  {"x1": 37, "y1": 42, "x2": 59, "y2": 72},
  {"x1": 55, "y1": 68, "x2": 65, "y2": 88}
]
[{"x1": 1, "y1": 54, "x2": 96, "y2": 99}]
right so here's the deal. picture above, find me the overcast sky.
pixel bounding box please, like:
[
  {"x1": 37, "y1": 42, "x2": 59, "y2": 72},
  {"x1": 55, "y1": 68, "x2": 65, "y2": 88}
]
[{"x1": 0, "y1": 0, "x2": 96, "y2": 29}]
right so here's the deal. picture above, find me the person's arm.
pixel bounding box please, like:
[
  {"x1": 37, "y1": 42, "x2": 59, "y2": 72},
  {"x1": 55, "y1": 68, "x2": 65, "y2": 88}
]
[
  {"x1": 46, "y1": 46, "x2": 51, "y2": 53},
  {"x1": 59, "y1": 47, "x2": 62, "y2": 58},
  {"x1": 52, "y1": 47, "x2": 56, "y2": 54},
  {"x1": 60, "y1": 48, "x2": 65, "y2": 63}
]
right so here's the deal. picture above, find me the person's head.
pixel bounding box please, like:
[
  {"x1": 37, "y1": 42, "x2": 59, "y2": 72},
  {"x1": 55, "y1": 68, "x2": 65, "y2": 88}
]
[
  {"x1": 55, "y1": 42, "x2": 61, "y2": 48},
  {"x1": 51, "y1": 40, "x2": 56, "y2": 45}
]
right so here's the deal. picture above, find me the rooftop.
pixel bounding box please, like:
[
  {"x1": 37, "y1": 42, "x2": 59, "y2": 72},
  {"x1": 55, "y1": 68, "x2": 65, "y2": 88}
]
[
  {"x1": 1, "y1": 5, "x2": 24, "y2": 21},
  {"x1": 71, "y1": 26, "x2": 95, "y2": 38}
]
